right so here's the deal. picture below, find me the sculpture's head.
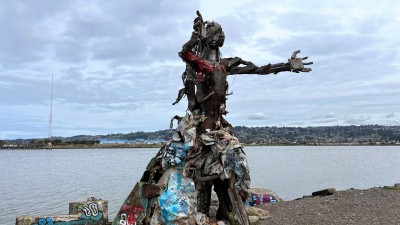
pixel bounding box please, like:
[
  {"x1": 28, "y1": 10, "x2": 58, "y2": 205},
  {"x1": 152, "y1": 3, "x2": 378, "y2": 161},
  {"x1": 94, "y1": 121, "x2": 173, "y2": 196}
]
[
  {"x1": 204, "y1": 21, "x2": 225, "y2": 49},
  {"x1": 190, "y1": 11, "x2": 225, "y2": 61}
]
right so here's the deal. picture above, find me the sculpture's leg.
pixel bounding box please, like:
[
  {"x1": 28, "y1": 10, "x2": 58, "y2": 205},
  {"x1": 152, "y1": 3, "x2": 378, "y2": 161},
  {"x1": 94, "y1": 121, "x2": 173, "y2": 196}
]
[
  {"x1": 196, "y1": 181, "x2": 212, "y2": 215},
  {"x1": 227, "y1": 176, "x2": 250, "y2": 225},
  {"x1": 213, "y1": 179, "x2": 232, "y2": 221}
]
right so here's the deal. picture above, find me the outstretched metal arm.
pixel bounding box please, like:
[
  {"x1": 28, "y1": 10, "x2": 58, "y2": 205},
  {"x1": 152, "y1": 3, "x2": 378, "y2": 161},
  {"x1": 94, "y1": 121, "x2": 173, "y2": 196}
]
[{"x1": 224, "y1": 50, "x2": 313, "y2": 75}]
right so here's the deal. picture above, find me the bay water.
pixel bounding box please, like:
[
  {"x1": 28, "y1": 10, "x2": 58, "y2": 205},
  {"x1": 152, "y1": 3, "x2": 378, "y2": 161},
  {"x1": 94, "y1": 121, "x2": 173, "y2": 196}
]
[{"x1": 1, "y1": 146, "x2": 399, "y2": 224}]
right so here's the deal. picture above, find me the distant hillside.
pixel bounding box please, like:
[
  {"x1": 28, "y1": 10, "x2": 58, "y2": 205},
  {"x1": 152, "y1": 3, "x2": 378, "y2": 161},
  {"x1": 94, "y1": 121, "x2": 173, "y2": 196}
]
[
  {"x1": 3, "y1": 125, "x2": 399, "y2": 146},
  {"x1": 231, "y1": 125, "x2": 400, "y2": 145},
  {"x1": 68, "y1": 125, "x2": 400, "y2": 145},
  {"x1": 65, "y1": 130, "x2": 171, "y2": 142}
]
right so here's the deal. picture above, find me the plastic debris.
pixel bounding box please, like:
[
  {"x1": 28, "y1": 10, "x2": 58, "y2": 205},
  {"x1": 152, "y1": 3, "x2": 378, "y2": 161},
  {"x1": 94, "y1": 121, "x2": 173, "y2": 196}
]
[
  {"x1": 244, "y1": 193, "x2": 278, "y2": 206},
  {"x1": 158, "y1": 168, "x2": 197, "y2": 224}
]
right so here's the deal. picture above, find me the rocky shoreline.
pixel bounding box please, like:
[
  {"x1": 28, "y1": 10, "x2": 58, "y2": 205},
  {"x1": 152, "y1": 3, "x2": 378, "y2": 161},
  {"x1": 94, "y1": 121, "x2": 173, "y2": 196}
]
[
  {"x1": 15, "y1": 185, "x2": 399, "y2": 225},
  {"x1": 250, "y1": 184, "x2": 400, "y2": 225}
]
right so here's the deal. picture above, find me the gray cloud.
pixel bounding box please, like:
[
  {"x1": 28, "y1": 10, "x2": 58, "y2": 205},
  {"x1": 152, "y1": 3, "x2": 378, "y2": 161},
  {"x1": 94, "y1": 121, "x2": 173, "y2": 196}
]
[
  {"x1": 343, "y1": 115, "x2": 371, "y2": 125},
  {"x1": 384, "y1": 113, "x2": 395, "y2": 119},
  {"x1": 1, "y1": 0, "x2": 399, "y2": 139},
  {"x1": 247, "y1": 113, "x2": 268, "y2": 120}
]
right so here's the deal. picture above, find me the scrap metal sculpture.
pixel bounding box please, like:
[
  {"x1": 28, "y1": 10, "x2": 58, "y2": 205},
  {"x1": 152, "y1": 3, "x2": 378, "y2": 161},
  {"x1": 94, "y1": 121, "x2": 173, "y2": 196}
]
[{"x1": 113, "y1": 11, "x2": 312, "y2": 225}]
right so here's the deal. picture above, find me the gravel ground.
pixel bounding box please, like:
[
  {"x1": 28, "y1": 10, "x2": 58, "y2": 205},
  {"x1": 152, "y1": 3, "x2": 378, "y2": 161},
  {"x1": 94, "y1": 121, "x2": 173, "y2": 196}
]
[{"x1": 258, "y1": 187, "x2": 400, "y2": 225}]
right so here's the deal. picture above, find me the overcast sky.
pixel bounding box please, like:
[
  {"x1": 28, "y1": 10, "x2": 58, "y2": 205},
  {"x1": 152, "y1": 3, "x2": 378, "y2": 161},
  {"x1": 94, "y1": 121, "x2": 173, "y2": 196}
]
[{"x1": 1, "y1": 0, "x2": 399, "y2": 139}]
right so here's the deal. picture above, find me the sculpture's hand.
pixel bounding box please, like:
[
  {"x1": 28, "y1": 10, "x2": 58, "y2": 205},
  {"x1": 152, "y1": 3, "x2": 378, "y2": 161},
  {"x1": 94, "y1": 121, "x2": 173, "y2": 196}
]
[{"x1": 289, "y1": 50, "x2": 313, "y2": 73}]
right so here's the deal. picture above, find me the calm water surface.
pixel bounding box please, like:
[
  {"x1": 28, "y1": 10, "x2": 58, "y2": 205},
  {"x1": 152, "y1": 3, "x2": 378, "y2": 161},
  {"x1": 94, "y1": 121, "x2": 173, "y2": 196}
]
[{"x1": 1, "y1": 146, "x2": 399, "y2": 224}]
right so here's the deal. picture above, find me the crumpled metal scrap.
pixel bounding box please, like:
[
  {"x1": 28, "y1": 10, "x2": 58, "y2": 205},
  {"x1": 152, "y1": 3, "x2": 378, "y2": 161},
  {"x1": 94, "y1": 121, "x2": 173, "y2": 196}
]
[
  {"x1": 158, "y1": 168, "x2": 197, "y2": 224},
  {"x1": 198, "y1": 128, "x2": 251, "y2": 192},
  {"x1": 162, "y1": 112, "x2": 203, "y2": 170},
  {"x1": 224, "y1": 146, "x2": 251, "y2": 191}
]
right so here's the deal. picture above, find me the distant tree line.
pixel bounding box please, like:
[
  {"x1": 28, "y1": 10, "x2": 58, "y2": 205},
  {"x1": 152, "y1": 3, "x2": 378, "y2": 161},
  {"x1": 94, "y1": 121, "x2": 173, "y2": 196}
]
[
  {"x1": 90, "y1": 125, "x2": 400, "y2": 145},
  {"x1": 231, "y1": 125, "x2": 400, "y2": 145},
  {"x1": 0, "y1": 139, "x2": 100, "y2": 146},
  {"x1": 2, "y1": 125, "x2": 400, "y2": 146},
  {"x1": 52, "y1": 139, "x2": 100, "y2": 145}
]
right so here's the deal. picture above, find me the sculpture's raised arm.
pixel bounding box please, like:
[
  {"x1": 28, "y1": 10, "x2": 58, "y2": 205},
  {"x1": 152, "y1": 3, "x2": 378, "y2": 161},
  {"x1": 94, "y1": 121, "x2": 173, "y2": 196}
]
[{"x1": 221, "y1": 50, "x2": 313, "y2": 75}]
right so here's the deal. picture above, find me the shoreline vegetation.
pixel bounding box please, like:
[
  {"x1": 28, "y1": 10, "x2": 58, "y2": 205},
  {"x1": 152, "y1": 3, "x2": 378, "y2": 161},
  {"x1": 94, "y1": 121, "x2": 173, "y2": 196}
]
[
  {"x1": 51, "y1": 142, "x2": 400, "y2": 149},
  {"x1": 2, "y1": 143, "x2": 400, "y2": 150},
  {"x1": 2, "y1": 142, "x2": 400, "y2": 150},
  {"x1": 2, "y1": 125, "x2": 400, "y2": 150}
]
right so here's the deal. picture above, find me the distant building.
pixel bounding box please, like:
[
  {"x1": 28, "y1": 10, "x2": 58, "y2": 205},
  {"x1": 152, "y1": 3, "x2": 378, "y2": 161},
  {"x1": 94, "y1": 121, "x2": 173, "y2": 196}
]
[
  {"x1": 98, "y1": 138, "x2": 132, "y2": 144},
  {"x1": 97, "y1": 138, "x2": 166, "y2": 145}
]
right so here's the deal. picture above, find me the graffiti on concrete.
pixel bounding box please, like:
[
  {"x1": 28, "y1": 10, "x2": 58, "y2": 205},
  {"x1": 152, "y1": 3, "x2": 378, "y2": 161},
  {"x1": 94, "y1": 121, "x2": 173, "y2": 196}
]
[
  {"x1": 16, "y1": 199, "x2": 108, "y2": 225},
  {"x1": 117, "y1": 205, "x2": 143, "y2": 225},
  {"x1": 31, "y1": 202, "x2": 103, "y2": 225},
  {"x1": 34, "y1": 217, "x2": 53, "y2": 225},
  {"x1": 82, "y1": 203, "x2": 99, "y2": 217},
  {"x1": 119, "y1": 213, "x2": 137, "y2": 225},
  {"x1": 81, "y1": 202, "x2": 102, "y2": 220},
  {"x1": 33, "y1": 214, "x2": 102, "y2": 225},
  {"x1": 119, "y1": 213, "x2": 128, "y2": 225},
  {"x1": 33, "y1": 217, "x2": 102, "y2": 225}
]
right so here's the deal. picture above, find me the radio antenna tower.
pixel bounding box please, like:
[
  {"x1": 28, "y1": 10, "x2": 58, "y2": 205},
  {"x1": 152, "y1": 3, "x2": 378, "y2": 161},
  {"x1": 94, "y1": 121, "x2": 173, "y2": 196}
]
[{"x1": 48, "y1": 74, "x2": 53, "y2": 150}]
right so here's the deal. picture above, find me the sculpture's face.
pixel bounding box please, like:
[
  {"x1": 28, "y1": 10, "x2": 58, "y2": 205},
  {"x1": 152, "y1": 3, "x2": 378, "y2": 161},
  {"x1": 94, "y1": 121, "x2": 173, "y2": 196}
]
[{"x1": 205, "y1": 21, "x2": 225, "y2": 48}]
